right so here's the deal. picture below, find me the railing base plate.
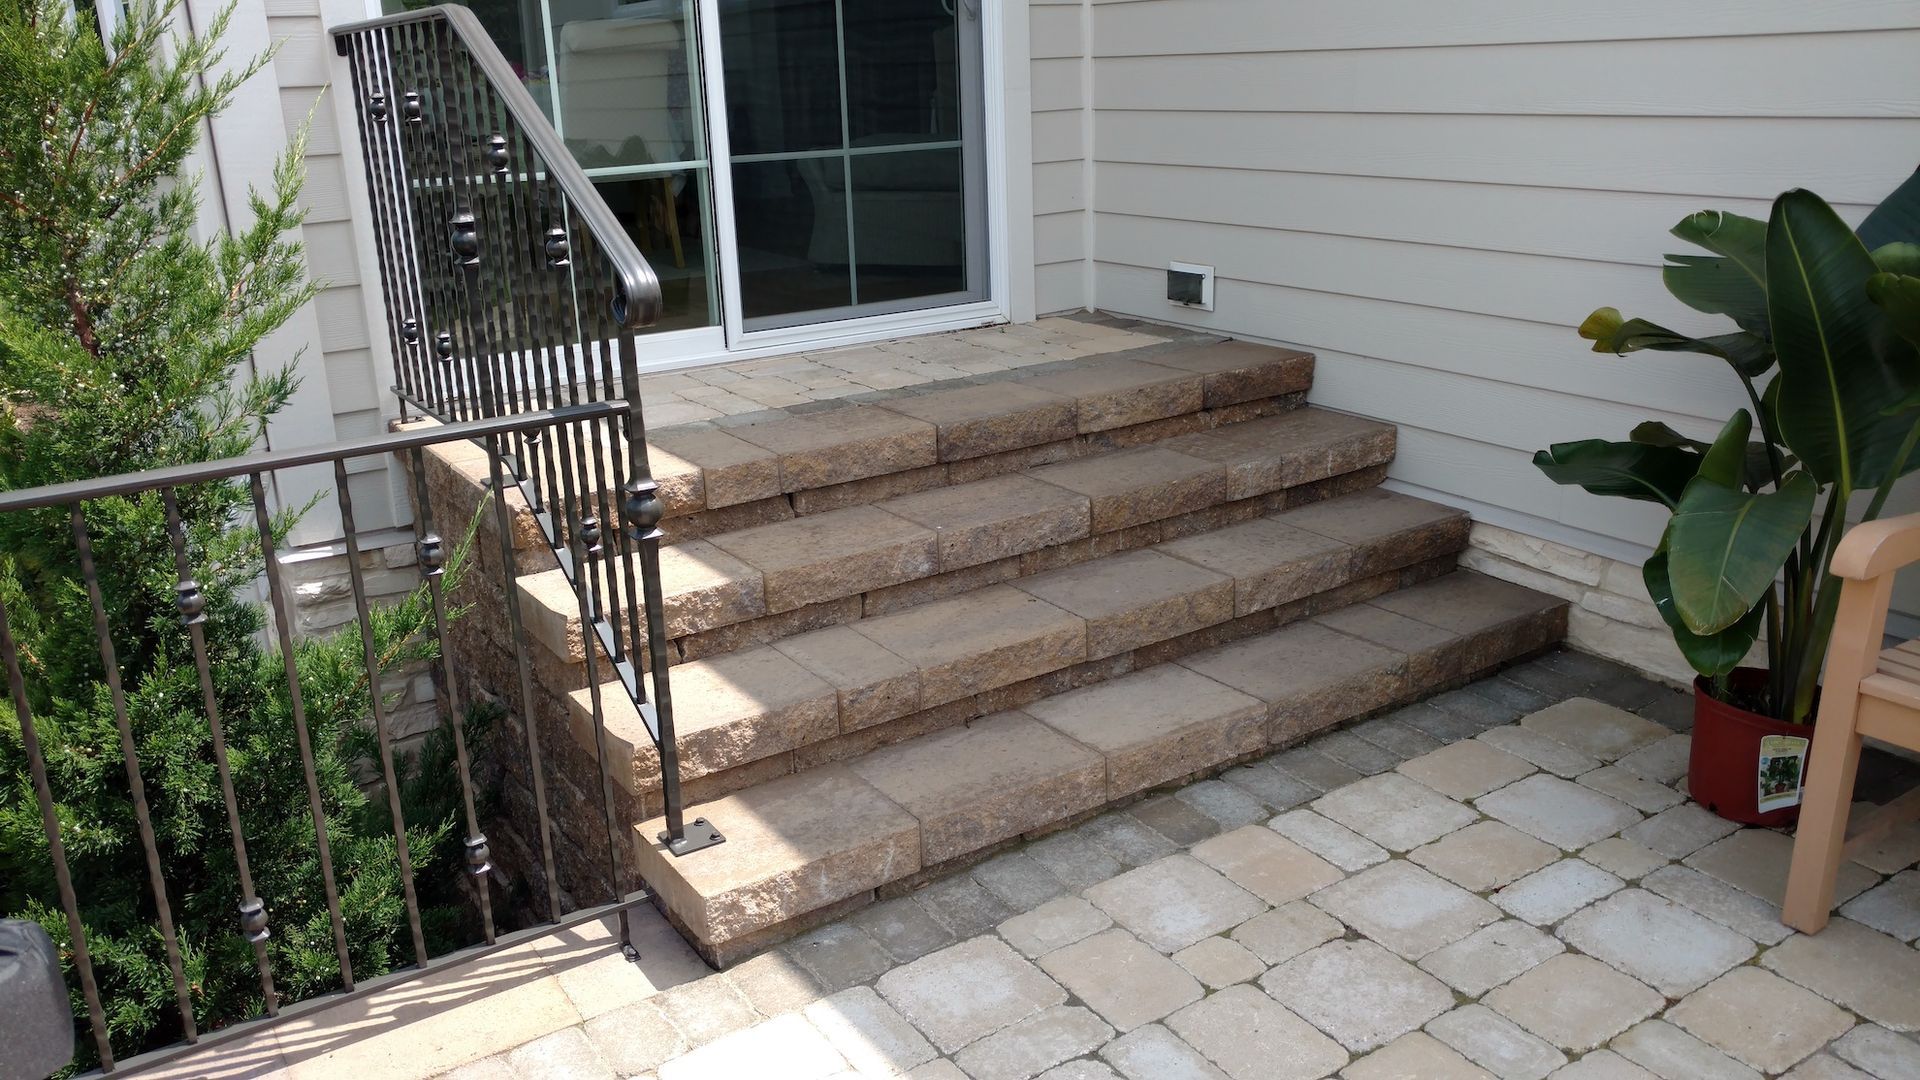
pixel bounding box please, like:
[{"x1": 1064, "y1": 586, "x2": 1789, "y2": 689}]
[{"x1": 660, "y1": 817, "x2": 726, "y2": 856}]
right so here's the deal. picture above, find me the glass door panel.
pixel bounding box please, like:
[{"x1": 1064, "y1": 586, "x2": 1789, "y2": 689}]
[{"x1": 718, "y1": 0, "x2": 986, "y2": 332}]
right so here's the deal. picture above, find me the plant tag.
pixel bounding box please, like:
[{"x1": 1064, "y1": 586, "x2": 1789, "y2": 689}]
[{"x1": 1757, "y1": 734, "x2": 1810, "y2": 813}]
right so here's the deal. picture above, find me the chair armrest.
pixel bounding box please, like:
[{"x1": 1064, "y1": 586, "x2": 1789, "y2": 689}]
[{"x1": 1831, "y1": 513, "x2": 1920, "y2": 580}]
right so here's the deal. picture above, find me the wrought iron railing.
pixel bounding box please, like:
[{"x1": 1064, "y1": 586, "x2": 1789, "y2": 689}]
[
  {"x1": 0, "y1": 406, "x2": 651, "y2": 1074},
  {"x1": 330, "y1": 5, "x2": 719, "y2": 857}
]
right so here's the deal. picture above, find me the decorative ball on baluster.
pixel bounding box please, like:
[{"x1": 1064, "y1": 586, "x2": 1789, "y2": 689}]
[
  {"x1": 238, "y1": 898, "x2": 270, "y2": 944},
  {"x1": 465, "y1": 834, "x2": 493, "y2": 875},
  {"x1": 401, "y1": 317, "x2": 421, "y2": 346},
  {"x1": 175, "y1": 580, "x2": 206, "y2": 626},
  {"x1": 622, "y1": 479, "x2": 664, "y2": 537},
  {"x1": 485, "y1": 134, "x2": 510, "y2": 173},
  {"x1": 402, "y1": 89, "x2": 423, "y2": 123},
  {"x1": 367, "y1": 90, "x2": 389, "y2": 121},
  {"x1": 579, "y1": 516, "x2": 604, "y2": 556},
  {"x1": 544, "y1": 227, "x2": 570, "y2": 268},
  {"x1": 418, "y1": 532, "x2": 446, "y2": 576},
  {"x1": 435, "y1": 330, "x2": 454, "y2": 361}
]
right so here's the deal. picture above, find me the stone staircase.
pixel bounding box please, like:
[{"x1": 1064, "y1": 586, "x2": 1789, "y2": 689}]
[{"x1": 419, "y1": 327, "x2": 1568, "y2": 966}]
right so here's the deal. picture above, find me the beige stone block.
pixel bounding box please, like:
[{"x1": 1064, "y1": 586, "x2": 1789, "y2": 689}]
[
  {"x1": 1409, "y1": 821, "x2": 1559, "y2": 892},
  {"x1": 885, "y1": 474, "x2": 1092, "y2": 572},
  {"x1": 788, "y1": 463, "x2": 951, "y2": 516},
  {"x1": 862, "y1": 557, "x2": 1023, "y2": 617},
  {"x1": 1263, "y1": 939, "x2": 1455, "y2": 1052},
  {"x1": 1029, "y1": 445, "x2": 1227, "y2": 533},
  {"x1": 1669, "y1": 967, "x2": 1855, "y2": 1073},
  {"x1": 1144, "y1": 340, "x2": 1315, "y2": 407},
  {"x1": 730, "y1": 405, "x2": 937, "y2": 491},
  {"x1": 1167, "y1": 409, "x2": 1396, "y2": 500},
  {"x1": 1484, "y1": 954, "x2": 1664, "y2": 1052},
  {"x1": 1026, "y1": 664, "x2": 1265, "y2": 796},
  {"x1": 1083, "y1": 855, "x2": 1265, "y2": 954},
  {"x1": 1038, "y1": 928, "x2": 1205, "y2": 1032},
  {"x1": 1522, "y1": 698, "x2": 1673, "y2": 762},
  {"x1": 1686, "y1": 827, "x2": 1877, "y2": 908},
  {"x1": 1178, "y1": 620, "x2": 1406, "y2": 744},
  {"x1": 650, "y1": 426, "x2": 783, "y2": 509},
  {"x1": 1315, "y1": 602, "x2": 1460, "y2": 687},
  {"x1": 875, "y1": 937, "x2": 1067, "y2": 1054},
  {"x1": 1023, "y1": 357, "x2": 1206, "y2": 433},
  {"x1": 878, "y1": 381, "x2": 1080, "y2": 460},
  {"x1": 1312, "y1": 772, "x2": 1478, "y2": 853},
  {"x1": 1156, "y1": 517, "x2": 1351, "y2": 616},
  {"x1": 626, "y1": 646, "x2": 838, "y2": 779},
  {"x1": 1191, "y1": 825, "x2": 1342, "y2": 905},
  {"x1": 1165, "y1": 983, "x2": 1348, "y2": 1080},
  {"x1": 1396, "y1": 740, "x2": 1536, "y2": 801},
  {"x1": 772, "y1": 624, "x2": 922, "y2": 732},
  {"x1": 1015, "y1": 549, "x2": 1234, "y2": 659},
  {"x1": 1344, "y1": 1031, "x2": 1496, "y2": 1080},
  {"x1": 852, "y1": 584, "x2": 1087, "y2": 707},
  {"x1": 849, "y1": 711, "x2": 1107, "y2": 863},
  {"x1": 709, "y1": 504, "x2": 938, "y2": 613},
  {"x1": 1469, "y1": 522, "x2": 1609, "y2": 588},
  {"x1": 1759, "y1": 917, "x2": 1920, "y2": 1030},
  {"x1": 633, "y1": 765, "x2": 921, "y2": 947},
  {"x1": 1281, "y1": 488, "x2": 1469, "y2": 576},
  {"x1": 653, "y1": 539, "x2": 767, "y2": 638},
  {"x1": 565, "y1": 681, "x2": 664, "y2": 794}
]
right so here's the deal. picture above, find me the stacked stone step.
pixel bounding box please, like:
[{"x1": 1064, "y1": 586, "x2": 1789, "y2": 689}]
[{"x1": 411, "y1": 335, "x2": 1568, "y2": 957}]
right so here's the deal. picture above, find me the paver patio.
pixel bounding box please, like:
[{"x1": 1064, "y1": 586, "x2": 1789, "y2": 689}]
[{"x1": 140, "y1": 649, "x2": 1920, "y2": 1080}]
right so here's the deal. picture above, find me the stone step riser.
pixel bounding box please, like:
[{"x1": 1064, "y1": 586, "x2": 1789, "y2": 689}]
[
  {"x1": 629, "y1": 572, "x2": 1570, "y2": 966},
  {"x1": 414, "y1": 340, "x2": 1314, "y2": 578},
  {"x1": 512, "y1": 409, "x2": 1397, "y2": 670},
  {"x1": 570, "y1": 490, "x2": 1471, "y2": 804}
]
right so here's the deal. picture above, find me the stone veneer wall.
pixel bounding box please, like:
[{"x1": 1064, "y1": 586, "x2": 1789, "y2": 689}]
[{"x1": 1459, "y1": 523, "x2": 1719, "y2": 688}]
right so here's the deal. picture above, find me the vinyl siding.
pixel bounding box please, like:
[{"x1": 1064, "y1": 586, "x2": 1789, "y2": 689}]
[
  {"x1": 1079, "y1": 1, "x2": 1920, "y2": 574},
  {"x1": 1030, "y1": 0, "x2": 1089, "y2": 314}
]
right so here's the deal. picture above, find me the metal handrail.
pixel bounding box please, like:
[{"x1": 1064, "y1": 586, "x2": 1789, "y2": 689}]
[{"x1": 330, "y1": 4, "x2": 660, "y2": 332}]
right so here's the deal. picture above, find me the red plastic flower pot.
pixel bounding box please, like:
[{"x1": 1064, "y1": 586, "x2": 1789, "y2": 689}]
[{"x1": 1689, "y1": 667, "x2": 1813, "y2": 828}]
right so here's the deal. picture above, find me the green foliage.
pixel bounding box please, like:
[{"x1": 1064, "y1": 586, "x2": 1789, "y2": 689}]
[
  {"x1": 0, "y1": 1, "x2": 489, "y2": 1068},
  {"x1": 1534, "y1": 172, "x2": 1920, "y2": 722}
]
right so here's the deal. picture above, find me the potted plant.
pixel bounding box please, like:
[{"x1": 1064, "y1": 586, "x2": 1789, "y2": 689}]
[{"x1": 1534, "y1": 171, "x2": 1920, "y2": 825}]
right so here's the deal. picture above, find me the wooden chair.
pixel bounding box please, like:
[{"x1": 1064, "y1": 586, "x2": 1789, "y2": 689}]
[{"x1": 1783, "y1": 513, "x2": 1920, "y2": 933}]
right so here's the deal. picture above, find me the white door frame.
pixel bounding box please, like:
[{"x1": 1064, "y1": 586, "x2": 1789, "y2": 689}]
[{"x1": 356, "y1": 0, "x2": 1012, "y2": 371}]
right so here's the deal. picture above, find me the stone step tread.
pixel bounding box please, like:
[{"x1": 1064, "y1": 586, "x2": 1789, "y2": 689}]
[
  {"x1": 630, "y1": 570, "x2": 1568, "y2": 960},
  {"x1": 638, "y1": 340, "x2": 1315, "y2": 512},
  {"x1": 567, "y1": 488, "x2": 1470, "y2": 796},
  {"x1": 516, "y1": 405, "x2": 1395, "y2": 661}
]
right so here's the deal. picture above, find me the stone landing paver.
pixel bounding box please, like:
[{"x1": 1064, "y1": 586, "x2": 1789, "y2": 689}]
[{"x1": 169, "y1": 652, "x2": 1918, "y2": 1080}]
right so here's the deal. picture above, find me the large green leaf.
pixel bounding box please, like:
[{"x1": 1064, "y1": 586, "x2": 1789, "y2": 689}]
[
  {"x1": 1667, "y1": 471, "x2": 1815, "y2": 634},
  {"x1": 1664, "y1": 211, "x2": 1770, "y2": 335},
  {"x1": 1868, "y1": 272, "x2": 1920, "y2": 350},
  {"x1": 1857, "y1": 166, "x2": 1920, "y2": 249},
  {"x1": 1872, "y1": 242, "x2": 1920, "y2": 278},
  {"x1": 1643, "y1": 546, "x2": 1765, "y2": 677},
  {"x1": 1579, "y1": 308, "x2": 1773, "y2": 377},
  {"x1": 1631, "y1": 420, "x2": 1788, "y2": 491},
  {"x1": 1696, "y1": 411, "x2": 1752, "y2": 489},
  {"x1": 1767, "y1": 189, "x2": 1918, "y2": 489},
  {"x1": 1532, "y1": 439, "x2": 1701, "y2": 508}
]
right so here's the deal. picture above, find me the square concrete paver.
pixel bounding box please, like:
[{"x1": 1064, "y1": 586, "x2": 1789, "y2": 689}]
[
  {"x1": 1837, "y1": 869, "x2": 1920, "y2": 942},
  {"x1": 1165, "y1": 984, "x2": 1349, "y2": 1080},
  {"x1": 1099, "y1": 1023, "x2": 1230, "y2": 1080},
  {"x1": 1637, "y1": 864, "x2": 1793, "y2": 945},
  {"x1": 1612, "y1": 1019, "x2": 1763, "y2": 1080},
  {"x1": 1083, "y1": 854, "x2": 1266, "y2": 953},
  {"x1": 953, "y1": 1004, "x2": 1113, "y2": 1080},
  {"x1": 1410, "y1": 821, "x2": 1560, "y2": 893},
  {"x1": 1622, "y1": 804, "x2": 1739, "y2": 860},
  {"x1": 1685, "y1": 828, "x2": 1879, "y2": 908},
  {"x1": 1191, "y1": 825, "x2": 1343, "y2": 904},
  {"x1": 1230, "y1": 900, "x2": 1345, "y2": 965},
  {"x1": 1038, "y1": 928, "x2": 1204, "y2": 1032},
  {"x1": 875, "y1": 936, "x2": 1068, "y2": 1053},
  {"x1": 1668, "y1": 967, "x2": 1854, "y2": 1074},
  {"x1": 1343, "y1": 1031, "x2": 1497, "y2": 1080},
  {"x1": 1312, "y1": 773, "x2": 1479, "y2": 852},
  {"x1": 1580, "y1": 837, "x2": 1668, "y2": 881},
  {"x1": 1477, "y1": 726, "x2": 1601, "y2": 778},
  {"x1": 1311, "y1": 860, "x2": 1501, "y2": 959},
  {"x1": 1831, "y1": 1024, "x2": 1920, "y2": 1079},
  {"x1": 1577, "y1": 765, "x2": 1685, "y2": 814},
  {"x1": 1270, "y1": 809, "x2": 1391, "y2": 871},
  {"x1": 1396, "y1": 739, "x2": 1537, "y2": 800},
  {"x1": 1556, "y1": 889, "x2": 1753, "y2": 996},
  {"x1": 1416, "y1": 919, "x2": 1563, "y2": 996},
  {"x1": 1760, "y1": 918, "x2": 1920, "y2": 1031},
  {"x1": 999, "y1": 896, "x2": 1113, "y2": 959},
  {"x1": 1173, "y1": 935, "x2": 1265, "y2": 989},
  {"x1": 1427, "y1": 1004, "x2": 1567, "y2": 1080},
  {"x1": 1493, "y1": 859, "x2": 1624, "y2": 925},
  {"x1": 803, "y1": 986, "x2": 939, "y2": 1077},
  {"x1": 657, "y1": 1014, "x2": 849, "y2": 1080},
  {"x1": 1478, "y1": 774, "x2": 1641, "y2": 850},
  {"x1": 1262, "y1": 939, "x2": 1454, "y2": 1051},
  {"x1": 1554, "y1": 1049, "x2": 1662, "y2": 1078},
  {"x1": 1520, "y1": 698, "x2": 1672, "y2": 761},
  {"x1": 1483, "y1": 954, "x2": 1664, "y2": 1052}
]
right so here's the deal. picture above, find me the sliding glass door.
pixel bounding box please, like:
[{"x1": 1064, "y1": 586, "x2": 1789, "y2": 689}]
[
  {"x1": 406, "y1": 0, "x2": 989, "y2": 345},
  {"x1": 715, "y1": 0, "x2": 988, "y2": 331}
]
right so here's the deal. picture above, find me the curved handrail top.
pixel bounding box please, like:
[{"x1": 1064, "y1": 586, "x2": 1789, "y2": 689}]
[
  {"x1": 1832, "y1": 512, "x2": 1920, "y2": 581},
  {"x1": 331, "y1": 4, "x2": 661, "y2": 330}
]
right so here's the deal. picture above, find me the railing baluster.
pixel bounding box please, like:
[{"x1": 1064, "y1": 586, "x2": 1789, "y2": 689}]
[
  {"x1": 162, "y1": 488, "x2": 279, "y2": 1014},
  {"x1": 406, "y1": 449, "x2": 496, "y2": 944},
  {"x1": 332, "y1": 461, "x2": 431, "y2": 967},
  {"x1": 250, "y1": 473, "x2": 355, "y2": 990},
  {"x1": 485, "y1": 442, "x2": 564, "y2": 919},
  {"x1": 0, "y1": 594, "x2": 115, "y2": 1070},
  {"x1": 70, "y1": 504, "x2": 198, "y2": 1043}
]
